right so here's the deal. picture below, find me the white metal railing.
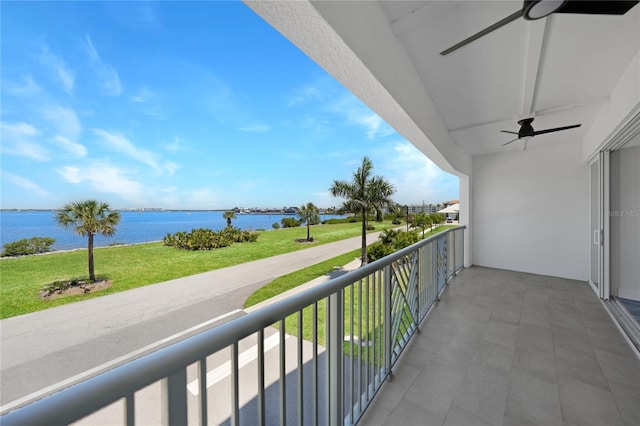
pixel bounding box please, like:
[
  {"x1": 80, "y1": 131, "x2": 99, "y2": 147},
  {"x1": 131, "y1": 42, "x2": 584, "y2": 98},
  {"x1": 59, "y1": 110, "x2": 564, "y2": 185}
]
[{"x1": 1, "y1": 226, "x2": 465, "y2": 426}]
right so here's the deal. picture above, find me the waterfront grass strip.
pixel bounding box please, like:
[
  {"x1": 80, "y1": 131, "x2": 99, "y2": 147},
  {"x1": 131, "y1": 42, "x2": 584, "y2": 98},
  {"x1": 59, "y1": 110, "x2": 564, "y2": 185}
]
[{"x1": 0, "y1": 222, "x2": 394, "y2": 319}]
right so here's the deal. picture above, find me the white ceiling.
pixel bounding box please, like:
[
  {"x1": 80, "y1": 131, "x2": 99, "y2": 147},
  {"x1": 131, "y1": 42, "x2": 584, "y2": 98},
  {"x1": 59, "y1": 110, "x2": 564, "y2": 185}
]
[
  {"x1": 377, "y1": 0, "x2": 640, "y2": 156},
  {"x1": 245, "y1": 0, "x2": 640, "y2": 165}
]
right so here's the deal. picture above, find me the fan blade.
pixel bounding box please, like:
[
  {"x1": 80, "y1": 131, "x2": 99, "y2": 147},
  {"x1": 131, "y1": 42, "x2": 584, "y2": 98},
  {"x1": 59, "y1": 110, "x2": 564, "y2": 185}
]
[
  {"x1": 440, "y1": 10, "x2": 522, "y2": 55},
  {"x1": 556, "y1": 1, "x2": 639, "y2": 15},
  {"x1": 500, "y1": 130, "x2": 519, "y2": 135},
  {"x1": 502, "y1": 137, "x2": 520, "y2": 146},
  {"x1": 533, "y1": 124, "x2": 581, "y2": 136}
]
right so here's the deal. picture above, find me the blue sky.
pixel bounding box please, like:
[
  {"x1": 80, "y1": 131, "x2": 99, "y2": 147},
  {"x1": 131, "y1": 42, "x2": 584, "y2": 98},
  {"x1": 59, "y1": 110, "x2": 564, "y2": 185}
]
[{"x1": 1, "y1": 1, "x2": 458, "y2": 210}]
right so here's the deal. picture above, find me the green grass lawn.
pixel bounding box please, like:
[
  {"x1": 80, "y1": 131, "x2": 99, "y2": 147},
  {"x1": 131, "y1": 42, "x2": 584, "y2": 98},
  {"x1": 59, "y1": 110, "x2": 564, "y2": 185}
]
[{"x1": 0, "y1": 221, "x2": 396, "y2": 319}]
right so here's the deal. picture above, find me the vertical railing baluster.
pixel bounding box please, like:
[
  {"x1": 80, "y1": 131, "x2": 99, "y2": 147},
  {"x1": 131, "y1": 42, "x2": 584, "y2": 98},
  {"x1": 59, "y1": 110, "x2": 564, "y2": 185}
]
[
  {"x1": 327, "y1": 290, "x2": 343, "y2": 426},
  {"x1": 350, "y1": 282, "x2": 354, "y2": 422},
  {"x1": 415, "y1": 253, "x2": 420, "y2": 329},
  {"x1": 162, "y1": 368, "x2": 188, "y2": 426},
  {"x1": 231, "y1": 343, "x2": 240, "y2": 426},
  {"x1": 365, "y1": 274, "x2": 370, "y2": 400},
  {"x1": 280, "y1": 319, "x2": 286, "y2": 426},
  {"x1": 258, "y1": 329, "x2": 265, "y2": 426},
  {"x1": 198, "y1": 358, "x2": 208, "y2": 426},
  {"x1": 358, "y1": 278, "x2": 363, "y2": 414},
  {"x1": 124, "y1": 393, "x2": 134, "y2": 426},
  {"x1": 377, "y1": 269, "x2": 382, "y2": 384},
  {"x1": 312, "y1": 303, "x2": 318, "y2": 426},
  {"x1": 297, "y1": 311, "x2": 304, "y2": 426},
  {"x1": 383, "y1": 265, "x2": 392, "y2": 381}
]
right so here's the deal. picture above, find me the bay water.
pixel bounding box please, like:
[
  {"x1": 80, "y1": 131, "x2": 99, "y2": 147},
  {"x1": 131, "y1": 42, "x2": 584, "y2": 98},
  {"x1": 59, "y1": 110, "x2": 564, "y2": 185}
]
[{"x1": 0, "y1": 210, "x2": 344, "y2": 251}]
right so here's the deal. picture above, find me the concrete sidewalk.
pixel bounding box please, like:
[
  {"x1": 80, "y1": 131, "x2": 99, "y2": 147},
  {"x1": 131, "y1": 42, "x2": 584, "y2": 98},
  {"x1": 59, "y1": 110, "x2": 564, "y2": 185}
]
[{"x1": 0, "y1": 232, "x2": 377, "y2": 407}]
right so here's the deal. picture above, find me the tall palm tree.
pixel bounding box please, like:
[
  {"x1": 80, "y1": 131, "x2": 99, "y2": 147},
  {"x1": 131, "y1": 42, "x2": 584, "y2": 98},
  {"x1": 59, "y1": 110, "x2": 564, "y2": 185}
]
[
  {"x1": 55, "y1": 200, "x2": 121, "y2": 282},
  {"x1": 413, "y1": 212, "x2": 432, "y2": 237},
  {"x1": 223, "y1": 211, "x2": 237, "y2": 228},
  {"x1": 297, "y1": 202, "x2": 320, "y2": 241},
  {"x1": 330, "y1": 156, "x2": 395, "y2": 265}
]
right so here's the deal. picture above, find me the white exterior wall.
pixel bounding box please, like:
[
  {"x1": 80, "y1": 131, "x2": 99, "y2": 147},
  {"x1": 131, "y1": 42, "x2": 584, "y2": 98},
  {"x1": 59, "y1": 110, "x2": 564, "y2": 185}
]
[{"x1": 472, "y1": 139, "x2": 589, "y2": 280}]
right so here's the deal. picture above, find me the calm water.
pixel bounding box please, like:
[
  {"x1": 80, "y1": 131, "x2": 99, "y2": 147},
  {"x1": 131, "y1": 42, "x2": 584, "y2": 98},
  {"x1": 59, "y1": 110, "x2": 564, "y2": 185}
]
[{"x1": 0, "y1": 211, "x2": 343, "y2": 251}]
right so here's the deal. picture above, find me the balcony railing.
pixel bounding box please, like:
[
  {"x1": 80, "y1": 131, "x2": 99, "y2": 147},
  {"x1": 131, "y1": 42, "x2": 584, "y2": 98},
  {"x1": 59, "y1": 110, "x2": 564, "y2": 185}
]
[{"x1": 1, "y1": 226, "x2": 465, "y2": 426}]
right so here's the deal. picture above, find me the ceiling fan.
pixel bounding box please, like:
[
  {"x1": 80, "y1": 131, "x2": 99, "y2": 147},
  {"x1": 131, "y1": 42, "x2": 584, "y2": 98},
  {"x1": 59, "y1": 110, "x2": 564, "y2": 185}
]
[
  {"x1": 440, "y1": 0, "x2": 639, "y2": 55},
  {"x1": 501, "y1": 117, "x2": 581, "y2": 146}
]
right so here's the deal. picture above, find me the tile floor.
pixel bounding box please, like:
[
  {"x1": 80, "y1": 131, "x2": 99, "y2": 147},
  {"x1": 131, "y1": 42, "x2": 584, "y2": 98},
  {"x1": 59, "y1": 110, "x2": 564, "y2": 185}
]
[{"x1": 359, "y1": 266, "x2": 640, "y2": 426}]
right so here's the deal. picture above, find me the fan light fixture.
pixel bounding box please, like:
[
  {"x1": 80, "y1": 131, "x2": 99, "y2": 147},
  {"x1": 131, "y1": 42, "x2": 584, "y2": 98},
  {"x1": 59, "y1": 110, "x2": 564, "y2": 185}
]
[{"x1": 523, "y1": 0, "x2": 568, "y2": 20}]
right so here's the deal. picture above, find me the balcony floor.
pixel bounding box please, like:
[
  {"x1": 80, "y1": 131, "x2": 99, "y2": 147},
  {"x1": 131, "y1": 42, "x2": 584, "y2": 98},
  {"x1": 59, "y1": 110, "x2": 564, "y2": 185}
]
[{"x1": 360, "y1": 266, "x2": 640, "y2": 426}]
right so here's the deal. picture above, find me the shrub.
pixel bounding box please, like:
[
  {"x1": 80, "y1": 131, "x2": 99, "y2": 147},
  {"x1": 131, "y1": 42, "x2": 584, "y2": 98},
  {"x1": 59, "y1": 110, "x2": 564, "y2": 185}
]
[
  {"x1": 2, "y1": 237, "x2": 55, "y2": 257},
  {"x1": 321, "y1": 217, "x2": 357, "y2": 224},
  {"x1": 281, "y1": 217, "x2": 302, "y2": 228},
  {"x1": 392, "y1": 219, "x2": 402, "y2": 225},
  {"x1": 272, "y1": 222, "x2": 281, "y2": 229},
  {"x1": 163, "y1": 227, "x2": 259, "y2": 251},
  {"x1": 366, "y1": 229, "x2": 421, "y2": 261},
  {"x1": 366, "y1": 241, "x2": 395, "y2": 262}
]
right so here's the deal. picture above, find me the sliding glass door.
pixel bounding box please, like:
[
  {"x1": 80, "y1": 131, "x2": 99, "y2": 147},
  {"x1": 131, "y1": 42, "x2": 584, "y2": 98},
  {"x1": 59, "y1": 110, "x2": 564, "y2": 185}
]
[{"x1": 590, "y1": 152, "x2": 609, "y2": 300}]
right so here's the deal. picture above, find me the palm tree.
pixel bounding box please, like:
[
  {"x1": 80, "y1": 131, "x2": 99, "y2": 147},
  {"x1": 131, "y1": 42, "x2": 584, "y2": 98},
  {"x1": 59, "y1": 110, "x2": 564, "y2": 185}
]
[
  {"x1": 297, "y1": 202, "x2": 320, "y2": 241},
  {"x1": 330, "y1": 156, "x2": 395, "y2": 265},
  {"x1": 430, "y1": 212, "x2": 443, "y2": 230},
  {"x1": 413, "y1": 212, "x2": 431, "y2": 237},
  {"x1": 223, "y1": 211, "x2": 237, "y2": 228},
  {"x1": 55, "y1": 200, "x2": 121, "y2": 282}
]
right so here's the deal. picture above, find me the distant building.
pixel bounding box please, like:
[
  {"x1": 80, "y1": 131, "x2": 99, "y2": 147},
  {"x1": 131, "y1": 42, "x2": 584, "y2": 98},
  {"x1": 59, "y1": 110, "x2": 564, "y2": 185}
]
[{"x1": 407, "y1": 204, "x2": 438, "y2": 214}]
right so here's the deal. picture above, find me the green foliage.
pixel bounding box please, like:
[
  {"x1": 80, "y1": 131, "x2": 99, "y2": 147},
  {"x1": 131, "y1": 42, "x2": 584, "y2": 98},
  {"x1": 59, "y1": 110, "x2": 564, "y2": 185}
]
[
  {"x1": 1, "y1": 237, "x2": 56, "y2": 257},
  {"x1": 163, "y1": 227, "x2": 259, "y2": 250},
  {"x1": 281, "y1": 217, "x2": 302, "y2": 228},
  {"x1": 298, "y1": 202, "x2": 320, "y2": 241},
  {"x1": 367, "y1": 229, "x2": 421, "y2": 261},
  {"x1": 222, "y1": 211, "x2": 237, "y2": 228},
  {"x1": 321, "y1": 217, "x2": 357, "y2": 224},
  {"x1": 329, "y1": 156, "x2": 396, "y2": 265},
  {"x1": 411, "y1": 212, "x2": 432, "y2": 237},
  {"x1": 55, "y1": 199, "x2": 121, "y2": 282},
  {"x1": 272, "y1": 222, "x2": 281, "y2": 229},
  {"x1": 1, "y1": 221, "x2": 397, "y2": 319}
]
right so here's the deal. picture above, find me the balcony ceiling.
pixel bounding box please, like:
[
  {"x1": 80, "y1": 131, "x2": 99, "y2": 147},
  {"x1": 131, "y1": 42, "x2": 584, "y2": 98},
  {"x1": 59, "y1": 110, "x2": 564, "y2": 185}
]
[
  {"x1": 246, "y1": 0, "x2": 639, "y2": 165},
  {"x1": 379, "y1": 0, "x2": 639, "y2": 156}
]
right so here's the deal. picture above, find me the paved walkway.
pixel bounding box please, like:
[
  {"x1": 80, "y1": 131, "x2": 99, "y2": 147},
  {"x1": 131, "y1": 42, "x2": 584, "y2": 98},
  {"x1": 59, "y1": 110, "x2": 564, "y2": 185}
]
[{"x1": 0, "y1": 232, "x2": 376, "y2": 408}]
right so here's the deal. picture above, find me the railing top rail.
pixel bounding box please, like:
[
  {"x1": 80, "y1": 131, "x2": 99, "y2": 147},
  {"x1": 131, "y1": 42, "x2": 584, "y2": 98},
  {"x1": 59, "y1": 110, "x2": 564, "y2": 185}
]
[{"x1": 1, "y1": 225, "x2": 465, "y2": 425}]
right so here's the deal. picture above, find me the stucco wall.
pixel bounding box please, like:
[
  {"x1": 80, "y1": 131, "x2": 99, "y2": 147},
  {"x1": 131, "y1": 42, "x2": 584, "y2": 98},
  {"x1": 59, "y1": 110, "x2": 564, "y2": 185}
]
[{"x1": 472, "y1": 139, "x2": 589, "y2": 280}]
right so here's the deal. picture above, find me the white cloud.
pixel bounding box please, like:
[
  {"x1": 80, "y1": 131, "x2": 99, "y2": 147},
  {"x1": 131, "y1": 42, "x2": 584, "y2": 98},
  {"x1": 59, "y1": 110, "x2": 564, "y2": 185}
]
[
  {"x1": 51, "y1": 135, "x2": 87, "y2": 158},
  {"x1": 330, "y1": 95, "x2": 395, "y2": 139},
  {"x1": 130, "y1": 86, "x2": 152, "y2": 103},
  {"x1": 93, "y1": 128, "x2": 177, "y2": 175},
  {"x1": 2, "y1": 75, "x2": 42, "y2": 97},
  {"x1": 39, "y1": 46, "x2": 75, "y2": 93},
  {"x1": 1, "y1": 171, "x2": 51, "y2": 198},
  {"x1": 163, "y1": 161, "x2": 180, "y2": 176},
  {"x1": 287, "y1": 83, "x2": 323, "y2": 106},
  {"x1": 57, "y1": 163, "x2": 142, "y2": 200},
  {"x1": 41, "y1": 105, "x2": 82, "y2": 141},
  {"x1": 378, "y1": 141, "x2": 459, "y2": 205},
  {"x1": 0, "y1": 122, "x2": 50, "y2": 161},
  {"x1": 188, "y1": 188, "x2": 220, "y2": 208},
  {"x1": 85, "y1": 36, "x2": 122, "y2": 96},
  {"x1": 163, "y1": 137, "x2": 185, "y2": 152},
  {"x1": 238, "y1": 124, "x2": 270, "y2": 133}
]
